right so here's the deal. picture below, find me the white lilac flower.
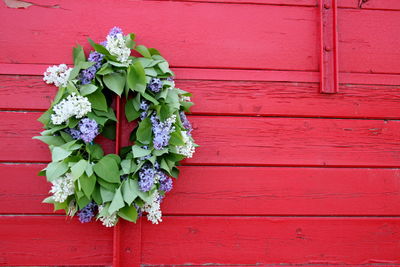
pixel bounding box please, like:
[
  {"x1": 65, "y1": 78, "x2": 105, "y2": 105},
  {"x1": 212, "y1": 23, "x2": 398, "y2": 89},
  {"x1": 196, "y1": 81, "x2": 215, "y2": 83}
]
[
  {"x1": 105, "y1": 33, "x2": 131, "y2": 64},
  {"x1": 176, "y1": 131, "x2": 196, "y2": 158},
  {"x1": 97, "y1": 205, "x2": 118, "y2": 227},
  {"x1": 49, "y1": 173, "x2": 75, "y2": 203},
  {"x1": 143, "y1": 191, "x2": 162, "y2": 224},
  {"x1": 180, "y1": 96, "x2": 191, "y2": 102},
  {"x1": 51, "y1": 93, "x2": 92, "y2": 125},
  {"x1": 43, "y1": 64, "x2": 72, "y2": 87}
]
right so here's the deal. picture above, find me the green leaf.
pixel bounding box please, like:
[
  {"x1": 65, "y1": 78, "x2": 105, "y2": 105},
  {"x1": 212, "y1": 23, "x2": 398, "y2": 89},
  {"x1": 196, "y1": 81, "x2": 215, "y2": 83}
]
[
  {"x1": 86, "y1": 143, "x2": 104, "y2": 160},
  {"x1": 88, "y1": 38, "x2": 114, "y2": 59},
  {"x1": 109, "y1": 186, "x2": 125, "y2": 214},
  {"x1": 100, "y1": 187, "x2": 114, "y2": 202},
  {"x1": 46, "y1": 161, "x2": 68, "y2": 182},
  {"x1": 117, "y1": 205, "x2": 138, "y2": 222},
  {"x1": 86, "y1": 111, "x2": 108, "y2": 126},
  {"x1": 79, "y1": 173, "x2": 96, "y2": 198},
  {"x1": 159, "y1": 104, "x2": 171, "y2": 121},
  {"x1": 51, "y1": 147, "x2": 72, "y2": 162},
  {"x1": 136, "y1": 117, "x2": 152, "y2": 144},
  {"x1": 93, "y1": 107, "x2": 117, "y2": 121},
  {"x1": 80, "y1": 84, "x2": 98, "y2": 96},
  {"x1": 92, "y1": 186, "x2": 102, "y2": 204},
  {"x1": 73, "y1": 44, "x2": 86, "y2": 65},
  {"x1": 87, "y1": 90, "x2": 108, "y2": 111},
  {"x1": 169, "y1": 130, "x2": 185, "y2": 146},
  {"x1": 37, "y1": 110, "x2": 51, "y2": 125},
  {"x1": 141, "y1": 92, "x2": 159, "y2": 105},
  {"x1": 127, "y1": 61, "x2": 146, "y2": 93},
  {"x1": 93, "y1": 155, "x2": 120, "y2": 183},
  {"x1": 121, "y1": 179, "x2": 139, "y2": 205},
  {"x1": 132, "y1": 145, "x2": 151, "y2": 158},
  {"x1": 96, "y1": 63, "x2": 114, "y2": 75},
  {"x1": 54, "y1": 201, "x2": 68, "y2": 211},
  {"x1": 148, "y1": 48, "x2": 161, "y2": 56},
  {"x1": 42, "y1": 196, "x2": 55, "y2": 204},
  {"x1": 158, "y1": 61, "x2": 173, "y2": 75},
  {"x1": 101, "y1": 121, "x2": 116, "y2": 140},
  {"x1": 121, "y1": 159, "x2": 131, "y2": 175},
  {"x1": 33, "y1": 135, "x2": 65, "y2": 146},
  {"x1": 125, "y1": 98, "x2": 140, "y2": 122},
  {"x1": 76, "y1": 195, "x2": 90, "y2": 209},
  {"x1": 144, "y1": 67, "x2": 157, "y2": 77},
  {"x1": 135, "y1": 45, "x2": 152, "y2": 58},
  {"x1": 71, "y1": 159, "x2": 87, "y2": 180},
  {"x1": 85, "y1": 163, "x2": 93, "y2": 176},
  {"x1": 60, "y1": 131, "x2": 74, "y2": 142},
  {"x1": 103, "y1": 72, "x2": 126, "y2": 96}
]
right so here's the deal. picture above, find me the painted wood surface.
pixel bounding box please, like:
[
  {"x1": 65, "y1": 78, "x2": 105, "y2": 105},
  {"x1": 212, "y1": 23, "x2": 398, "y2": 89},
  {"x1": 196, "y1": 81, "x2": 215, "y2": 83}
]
[
  {"x1": 1, "y1": 75, "x2": 400, "y2": 119},
  {"x1": 1, "y1": 0, "x2": 399, "y2": 266},
  {"x1": 1, "y1": 112, "x2": 399, "y2": 167},
  {"x1": 2, "y1": 164, "x2": 400, "y2": 216},
  {"x1": 2, "y1": 216, "x2": 400, "y2": 265},
  {"x1": 1, "y1": 1, "x2": 400, "y2": 74}
]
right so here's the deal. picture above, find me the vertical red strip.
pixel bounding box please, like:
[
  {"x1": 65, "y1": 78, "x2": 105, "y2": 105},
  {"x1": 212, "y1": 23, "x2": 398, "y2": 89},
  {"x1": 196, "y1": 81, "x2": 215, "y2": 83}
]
[
  {"x1": 319, "y1": 0, "x2": 339, "y2": 93},
  {"x1": 113, "y1": 96, "x2": 121, "y2": 267}
]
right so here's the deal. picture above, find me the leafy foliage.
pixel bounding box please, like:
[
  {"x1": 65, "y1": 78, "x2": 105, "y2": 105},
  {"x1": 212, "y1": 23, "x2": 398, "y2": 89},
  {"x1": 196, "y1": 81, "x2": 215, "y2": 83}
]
[{"x1": 35, "y1": 28, "x2": 197, "y2": 227}]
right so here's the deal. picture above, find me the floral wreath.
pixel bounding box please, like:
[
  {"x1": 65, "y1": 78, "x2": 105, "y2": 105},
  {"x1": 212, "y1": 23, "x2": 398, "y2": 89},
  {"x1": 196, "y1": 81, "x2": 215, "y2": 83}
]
[{"x1": 34, "y1": 27, "x2": 197, "y2": 227}]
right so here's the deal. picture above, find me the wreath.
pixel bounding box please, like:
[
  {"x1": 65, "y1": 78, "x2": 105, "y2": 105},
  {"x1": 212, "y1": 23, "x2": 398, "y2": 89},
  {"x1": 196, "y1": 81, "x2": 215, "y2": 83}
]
[{"x1": 34, "y1": 27, "x2": 197, "y2": 227}]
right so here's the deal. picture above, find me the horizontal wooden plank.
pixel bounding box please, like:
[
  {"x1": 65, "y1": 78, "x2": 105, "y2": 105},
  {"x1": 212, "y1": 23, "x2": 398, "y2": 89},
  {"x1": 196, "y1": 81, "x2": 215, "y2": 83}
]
[
  {"x1": 0, "y1": 216, "x2": 112, "y2": 266},
  {"x1": 1, "y1": 216, "x2": 400, "y2": 265},
  {"x1": 2, "y1": 112, "x2": 400, "y2": 167},
  {"x1": 2, "y1": 164, "x2": 400, "y2": 216},
  {"x1": 0, "y1": 1, "x2": 318, "y2": 71},
  {"x1": 3, "y1": 65, "x2": 400, "y2": 86},
  {"x1": 1, "y1": 2, "x2": 400, "y2": 74},
  {"x1": 1, "y1": 75, "x2": 400, "y2": 119},
  {"x1": 141, "y1": 217, "x2": 400, "y2": 265}
]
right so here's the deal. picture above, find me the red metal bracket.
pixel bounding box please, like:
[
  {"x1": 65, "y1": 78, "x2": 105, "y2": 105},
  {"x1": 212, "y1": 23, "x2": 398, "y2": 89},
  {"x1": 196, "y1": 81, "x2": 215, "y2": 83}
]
[{"x1": 319, "y1": 0, "x2": 339, "y2": 93}]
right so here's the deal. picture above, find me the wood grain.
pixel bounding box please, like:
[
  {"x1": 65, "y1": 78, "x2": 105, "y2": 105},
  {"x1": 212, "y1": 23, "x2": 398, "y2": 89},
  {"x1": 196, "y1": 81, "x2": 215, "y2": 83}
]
[
  {"x1": 2, "y1": 164, "x2": 400, "y2": 216},
  {"x1": 1, "y1": 76, "x2": 400, "y2": 119},
  {"x1": 1, "y1": 2, "x2": 400, "y2": 74},
  {"x1": 140, "y1": 216, "x2": 400, "y2": 265},
  {"x1": 3, "y1": 112, "x2": 399, "y2": 166},
  {"x1": 0, "y1": 216, "x2": 112, "y2": 266},
  {"x1": 1, "y1": 216, "x2": 400, "y2": 265}
]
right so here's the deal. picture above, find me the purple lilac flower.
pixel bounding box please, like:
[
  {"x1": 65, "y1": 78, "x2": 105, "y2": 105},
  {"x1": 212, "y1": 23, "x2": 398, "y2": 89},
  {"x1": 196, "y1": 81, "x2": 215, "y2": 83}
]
[
  {"x1": 100, "y1": 40, "x2": 108, "y2": 46},
  {"x1": 179, "y1": 111, "x2": 193, "y2": 135},
  {"x1": 79, "y1": 52, "x2": 104, "y2": 85},
  {"x1": 65, "y1": 128, "x2": 82, "y2": 140},
  {"x1": 78, "y1": 202, "x2": 97, "y2": 223},
  {"x1": 147, "y1": 78, "x2": 163, "y2": 93},
  {"x1": 151, "y1": 115, "x2": 175, "y2": 150},
  {"x1": 88, "y1": 51, "x2": 104, "y2": 69},
  {"x1": 167, "y1": 76, "x2": 174, "y2": 81},
  {"x1": 140, "y1": 100, "x2": 149, "y2": 111},
  {"x1": 158, "y1": 171, "x2": 173, "y2": 192},
  {"x1": 78, "y1": 118, "x2": 99, "y2": 143},
  {"x1": 138, "y1": 164, "x2": 156, "y2": 192},
  {"x1": 108, "y1": 26, "x2": 123, "y2": 37}
]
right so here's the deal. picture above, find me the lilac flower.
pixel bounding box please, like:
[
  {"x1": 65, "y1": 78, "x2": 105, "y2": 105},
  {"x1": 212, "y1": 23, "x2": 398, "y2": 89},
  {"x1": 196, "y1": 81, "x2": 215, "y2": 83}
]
[
  {"x1": 88, "y1": 51, "x2": 104, "y2": 69},
  {"x1": 108, "y1": 26, "x2": 123, "y2": 37},
  {"x1": 78, "y1": 118, "x2": 99, "y2": 143},
  {"x1": 151, "y1": 115, "x2": 176, "y2": 150},
  {"x1": 79, "y1": 66, "x2": 97, "y2": 85},
  {"x1": 179, "y1": 111, "x2": 193, "y2": 135},
  {"x1": 167, "y1": 76, "x2": 174, "y2": 82},
  {"x1": 147, "y1": 78, "x2": 163, "y2": 93},
  {"x1": 138, "y1": 164, "x2": 156, "y2": 192},
  {"x1": 79, "y1": 52, "x2": 104, "y2": 85},
  {"x1": 100, "y1": 40, "x2": 108, "y2": 47},
  {"x1": 139, "y1": 146, "x2": 151, "y2": 162},
  {"x1": 78, "y1": 202, "x2": 97, "y2": 223},
  {"x1": 65, "y1": 128, "x2": 82, "y2": 140},
  {"x1": 158, "y1": 171, "x2": 173, "y2": 192},
  {"x1": 140, "y1": 100, "x2": 149, "y2": 111},
  {"x1": 134, "y1": 203, "x2": 143, "y2": 217}
]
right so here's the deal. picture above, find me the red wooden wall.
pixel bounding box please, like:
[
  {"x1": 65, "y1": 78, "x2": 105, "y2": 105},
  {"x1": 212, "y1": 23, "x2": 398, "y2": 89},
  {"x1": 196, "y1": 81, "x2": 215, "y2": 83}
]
[{"x1": 1, "y1": 0, "x2": 400, "y2": 266}]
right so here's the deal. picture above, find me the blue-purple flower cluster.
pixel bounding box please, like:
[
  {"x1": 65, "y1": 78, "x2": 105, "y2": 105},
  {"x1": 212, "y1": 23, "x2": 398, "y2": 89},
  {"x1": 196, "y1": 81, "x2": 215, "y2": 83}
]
[
  {"x1": 108, "y1": 26, "x2": 123, "y2": 38},
  {"x1": 78, "y1": 202, "x2": 97, "y2": 223},
  {"x1": 65, "y1": 118, "x2": 99, "y2": 143},
  {"x1": 151, "y1": 115, "x2": 176, "y2": 150},
  {"x1": 138, "y1": 163, "x2": 173, "y2": 193},
  {"x1": 139, "y1": 100, "x2": 150, "y2": 121},
  {"x1": 180, "y1": 111, "x2": 193, "y2": 136},
  {"x1": 79, "y1": 51, "x2": 104, "y2": 84},
  {"x1": 147, "y1": 78, "x2": 163, "y2": 93}
]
